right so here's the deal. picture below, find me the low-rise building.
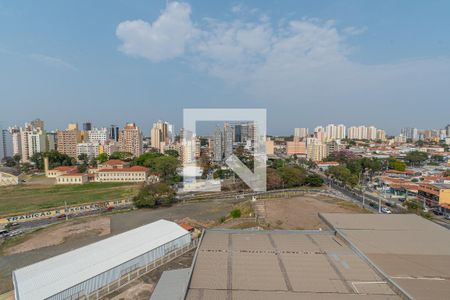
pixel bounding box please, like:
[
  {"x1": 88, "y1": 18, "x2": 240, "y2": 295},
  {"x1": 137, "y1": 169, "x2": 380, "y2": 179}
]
[
  {"x1": 56, "y1": 173, "x2": 88, "y2": 185},
  {"x1": 96, "y1": 166, "x2": 149, "y2": 183},
  {"x1": 46, "y1": 166, "x2": 78, "y2": 178},
  {"x1": 0, "y1": 167, "x2": 22, "y2": 186},
  {"x1": 418, "y1": 183, "x2": 450, "y2": 207}
]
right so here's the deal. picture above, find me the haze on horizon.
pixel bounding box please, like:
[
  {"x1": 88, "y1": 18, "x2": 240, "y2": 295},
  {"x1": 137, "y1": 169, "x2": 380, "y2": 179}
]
[{"x1": 1, "y1": 0, "x2": 449, "y2": 135}]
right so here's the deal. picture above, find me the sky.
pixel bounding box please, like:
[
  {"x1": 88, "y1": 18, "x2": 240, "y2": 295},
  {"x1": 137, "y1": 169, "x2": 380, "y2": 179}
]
[{"x1": 1, "y1": 0, "x2": 449, "y2": 135}]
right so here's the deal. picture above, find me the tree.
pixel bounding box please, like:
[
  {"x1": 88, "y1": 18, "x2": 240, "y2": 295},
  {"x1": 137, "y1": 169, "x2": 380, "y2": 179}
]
[
  {"x1": 30, "y1": 152, "x2": 45, "y2": 170},
  {"x1": 110, "y1": 151, "x2": 133, "y2": 161},
  {"x1": 327, "y1": 150, "x2": 356, "y2": 164},
  {"x1": 278, "y1": 166, "x2": 306, "y2": 188},
  {"x1": 133, "y1": 183, "x2": 176, "y2": 208},
  {"x1": 135, "y1": 152, "x2": 162, "y2": 167},
  {"x1": 267, "y1": 168, "x2": 283, "y2": 190},
  {"x1": 405, "y1": 151, "x2": 428, "y2": 166},
  {"x1": 272, "y1": 159, "x2": 286, "y2": 169},
  {"x1": 153, "y1": 156, "x2": 179, "y2": 182},
  {"x1": 327, "y1": 165, "x2": 358, "y2": 187},
  {"x1": 78, "y1": 153, "x2": 89, "y2": 165},
  {"x1": 13, "y1": 154, "x2": 21, "y2": 165},
  {"x1": 1, "y1": 156, "x2": 16, "y2": 168},
  {"x1": 305, "y1": 174, "x2": 324, "y2": 187},
  {"x1": 164, "y1": 149, "x2": 179, "y2": 158},
  {"x1": 96, "y1": 153, "x2": 109, "y2": 163},
  {"x1": 89, "y1": 157, "x2": 98, "y2": 168},
  {"x1": 230, "y1": 209, "x2": 241, "y2": 218},
  {"x1": 388, "y1": 157, "x2": 406, "y2": 171},
  {"x1": 21, "y1": 162, "x2": 31, "y2": 173},
  {"x1": 77, "y1": 164, "x2": 88, "y2": 173},
  {"x1": 443, "y1": 170, "x2": 450, "y2": 177}
]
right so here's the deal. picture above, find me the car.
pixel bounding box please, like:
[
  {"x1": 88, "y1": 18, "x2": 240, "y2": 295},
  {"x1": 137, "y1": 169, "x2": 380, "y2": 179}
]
[
  {"x1": 0, "y1": 229, "x2": 9, "y2": 238},
  {"x1": 381, "y1": 207, "x2": 392, "y2": 214},
  {"x1": 7, "y1": 230, "x2": 23, "y2": 237},
  {"x1": 432, "y1": 209, "x2": 444, "y2": 216}
]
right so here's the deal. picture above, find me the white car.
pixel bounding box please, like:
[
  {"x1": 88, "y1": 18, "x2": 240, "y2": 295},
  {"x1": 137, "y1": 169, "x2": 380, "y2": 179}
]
[{"x1": 381, "y1": 207, "x2": 392, "y2": 214}]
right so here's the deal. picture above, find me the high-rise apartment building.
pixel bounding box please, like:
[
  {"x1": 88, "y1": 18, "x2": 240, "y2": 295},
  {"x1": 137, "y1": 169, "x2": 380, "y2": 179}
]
[
  {"x1": 88, "y1": 128, "x2": 108, "y2": 144},
  {"x1": 347, "y1": 125, "x2": 379, "y2": 140},
  {"x1": 0, "y1": 129, "x2": 13, "y2": 159},
  {"x1": 28, "y1": 128, "x2": 47, "y2": 158},
  {"x1": 8, "y1": 127, "x2": 21, "y2": 157},
  {"x1": 376, "y1": 129, "x2": 386, "y2": 141},
  {"x1": 213, "y1": 126, "x2": 223, "y2": 162},
  {"x1": 57, "y1": 124, "x2": 81, "y2": 159},
  {"x1": 150, "y1": 127, "x2": 162, "y2": 150},
  {"x1": 223, "y1": 123, "x2": 233, "y2": 159},
  {"x1": 151, "y1": 120, "x2": 173, "y2": 152},
  {"x1": 76, "y1": 142, "x2": 100, "y2": 160},
  {"x1": 109, "y1": 125, "x2": 120, "y2": 142},
  {"x1": 46, "y1": 132, "x2": 57, "y2": 151},
  {"x1": 401, "y1": 127, "x2": 419, "y2": 141},
  {"x1": 82, "y1": 122, "x2": 92, "y2": 131},
  {"x1": 118, "y1": 123, "x2": 143, "y2": 157},
  {"x1": 306, "y1": 137, "x2": 327, "y2": 162},
  {"x1": 18, "y1": 121, "x2": 46, "y2": 162},
  {"x1": 336, "y1": 124, "x2": 346, "y2": 139},
  {"x1": 294, "y1": 128, "x2": 309, "y2": 139},
  {"x1": 30, "y1": 118, "x2": 44, "y2": 130}
]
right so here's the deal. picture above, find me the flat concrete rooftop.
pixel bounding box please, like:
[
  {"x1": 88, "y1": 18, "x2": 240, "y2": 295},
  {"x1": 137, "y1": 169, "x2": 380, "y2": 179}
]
[
  {"x1": 321, "y1": 213, "x2": 450, "y2": 300},
  {"x1": 186, "y1": 230, "x2": 402, "y2": 299}
]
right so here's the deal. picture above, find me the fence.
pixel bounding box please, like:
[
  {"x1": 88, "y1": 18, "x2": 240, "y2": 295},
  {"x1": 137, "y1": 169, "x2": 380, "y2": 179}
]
[{"x1": 76, "y1": 239, "x2": 198, "y2": 300}]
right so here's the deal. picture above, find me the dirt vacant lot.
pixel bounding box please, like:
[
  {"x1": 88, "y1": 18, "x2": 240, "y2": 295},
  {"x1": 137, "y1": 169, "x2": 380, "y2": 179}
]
[
  {"x1": 263, "y1": 194, "x2": 367, "y2": 230},
  {"x1": 2, "y1": 217, "x2": 110, "y2": 255}
]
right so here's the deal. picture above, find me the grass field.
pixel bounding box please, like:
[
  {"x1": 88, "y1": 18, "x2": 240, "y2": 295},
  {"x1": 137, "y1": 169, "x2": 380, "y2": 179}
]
[{"x1": 0, "y1": 182, "x2": 141, "y2": 216}]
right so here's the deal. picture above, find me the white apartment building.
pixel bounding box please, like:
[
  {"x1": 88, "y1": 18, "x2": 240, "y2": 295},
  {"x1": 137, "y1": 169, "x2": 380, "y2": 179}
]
[
  {"x1": 76, "y1": 142, "x2": 100, "y2": 160},
  {"x1": 9, "y1": 127, "x2": 22, "y2": 157},
  {"x1": 27, "y1": 129, "x2": 47, "y2": 158},
  {"x1": 347, "y1": 125, "x2": 378, "y2": 140},
  {"x1": 306, "y1": 137, "x2": 328, "y2": 162},
  {"x1": 88, "y1": 128, "x2": 108, "y2": 144},
  {"x1": 294, "y1": 128, "x2": 309, "y2": 139}
]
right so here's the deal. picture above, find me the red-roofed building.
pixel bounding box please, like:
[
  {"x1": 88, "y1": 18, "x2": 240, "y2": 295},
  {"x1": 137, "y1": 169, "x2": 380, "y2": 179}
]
[
  {"x1": 98, "y1": 159, "x2": 129, "y2": 170},
  {"x1": 56, "y1": 173, "x2": 88, "y2": 185},
  {"x1": 317, "y1": 161, "x2": 339, "y2": 171},
  {"x1": 47, "y1": 166, "x2": 78, "y2": 178},
  {"x1": 178, "y1": 223, "x2": 194, "y2": 232},
  {"x1": 96, "y1": 166, "x2": 150, "y2": 183}
]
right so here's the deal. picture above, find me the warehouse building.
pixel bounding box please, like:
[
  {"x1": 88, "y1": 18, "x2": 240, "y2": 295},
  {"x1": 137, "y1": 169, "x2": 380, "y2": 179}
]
[
  {"x1": 152, "y1": 214, "x2": 450, "y2": 299},
  {"x1": 13, "y1": 220, "x2": 191, "y2": 300},
  {"x1": 161, "y1": 229, "x2": 403, "y2": 300}
]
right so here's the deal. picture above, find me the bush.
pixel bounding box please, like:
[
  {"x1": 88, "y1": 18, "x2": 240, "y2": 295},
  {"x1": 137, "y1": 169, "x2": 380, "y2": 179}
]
[
  {"x1": 305, "y1": 174, "x2": 324, "y2": 187},
  {"x1": 230, "y1": 209, "x2": 241, "y2": 218}
]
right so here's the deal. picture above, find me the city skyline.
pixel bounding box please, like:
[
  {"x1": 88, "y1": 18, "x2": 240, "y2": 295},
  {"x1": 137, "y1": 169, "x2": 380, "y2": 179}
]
[{"x1": 1, "y1": 0, "x2": 450, "y2": 134}]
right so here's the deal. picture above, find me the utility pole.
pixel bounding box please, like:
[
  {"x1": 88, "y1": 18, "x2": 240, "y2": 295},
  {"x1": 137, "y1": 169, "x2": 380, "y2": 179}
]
[
  {"x1": 65, "y1": 201, "x2": 68, "y2": 221},
  {"x1": 378, "y1": 197, "x2": 382, "y2": 213}
]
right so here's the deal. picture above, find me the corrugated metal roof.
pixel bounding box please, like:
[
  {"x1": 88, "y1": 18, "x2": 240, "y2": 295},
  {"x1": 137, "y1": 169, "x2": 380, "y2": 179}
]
[
  {"x1": 150, "y1": 268, "x2": 190, "y2": 300},
  {"x1": 13, "y1": 219, "x2": 189, "y2": 300}
]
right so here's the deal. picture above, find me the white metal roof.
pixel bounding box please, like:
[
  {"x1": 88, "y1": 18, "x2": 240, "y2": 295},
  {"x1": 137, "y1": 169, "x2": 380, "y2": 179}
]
[{"x1": 13, "y1": 219, "x2": 189, "y2": 300}]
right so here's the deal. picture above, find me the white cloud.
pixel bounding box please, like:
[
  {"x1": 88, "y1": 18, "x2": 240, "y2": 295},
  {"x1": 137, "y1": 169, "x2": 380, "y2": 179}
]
[
  {"x1": 116, "y1": 2, "x2": 450, "y2": 129},
  {"x1": 30, "y1": 54, "x2": 77, "y2": 70},
  {"x1": 116, "y1": 2, "x2": 196, "y2": 62}
]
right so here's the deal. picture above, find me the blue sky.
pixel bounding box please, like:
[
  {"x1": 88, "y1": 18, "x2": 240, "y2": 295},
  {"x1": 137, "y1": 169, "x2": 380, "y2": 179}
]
[{"x1": 1, "y1": 0, "x2": 449, "y2": 135}]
